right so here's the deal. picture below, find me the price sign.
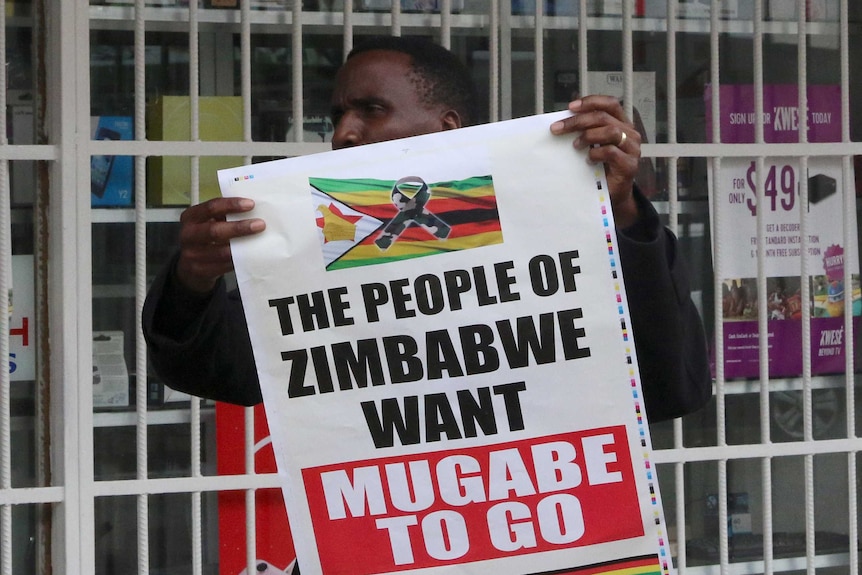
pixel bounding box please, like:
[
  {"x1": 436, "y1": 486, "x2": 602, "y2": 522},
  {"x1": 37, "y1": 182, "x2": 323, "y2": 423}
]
[
  {"x1": 716, "y1": 157, "x2": 846, "y2": 273},
  {"x1": 712, "y1": 155, "x2": 859, "y2": 378},
  {"x1": 739, "y1": 161, "x2": 797, "y2": 217}
]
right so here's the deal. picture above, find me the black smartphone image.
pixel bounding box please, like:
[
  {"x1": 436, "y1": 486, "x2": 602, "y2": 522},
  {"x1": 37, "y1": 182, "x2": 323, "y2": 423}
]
[{"x1": 91, "y1": 126, "x2": 121, "y2": 198}]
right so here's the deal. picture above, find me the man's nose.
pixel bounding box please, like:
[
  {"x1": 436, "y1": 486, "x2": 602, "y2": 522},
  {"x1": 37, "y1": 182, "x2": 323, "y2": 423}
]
[{"x1": 331, "y1": 113, "x2": 362, "y2": 149}]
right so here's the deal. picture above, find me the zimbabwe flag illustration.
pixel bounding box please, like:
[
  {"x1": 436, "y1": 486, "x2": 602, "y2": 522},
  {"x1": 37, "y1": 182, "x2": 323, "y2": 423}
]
[{"x1": 310, "y1": 175, "x2": 502, "y2": 271}]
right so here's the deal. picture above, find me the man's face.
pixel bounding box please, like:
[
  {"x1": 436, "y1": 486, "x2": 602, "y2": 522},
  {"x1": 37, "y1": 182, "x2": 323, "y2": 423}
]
[{"x1": 330, "y1": 50, "x2": 457, "y2": 150}]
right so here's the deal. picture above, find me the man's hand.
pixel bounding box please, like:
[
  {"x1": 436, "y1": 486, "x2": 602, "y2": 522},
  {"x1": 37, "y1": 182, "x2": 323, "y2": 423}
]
[
  {"x1": 175, "y1": 197, "x2": 266, "y2": 294},
  {"x1": 550, "y1": 95, "x2": 641, "y2": 229}
]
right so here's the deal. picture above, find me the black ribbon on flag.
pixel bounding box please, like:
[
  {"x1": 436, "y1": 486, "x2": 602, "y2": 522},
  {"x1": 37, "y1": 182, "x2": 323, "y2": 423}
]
[{"x1": 375, "y1": 176, "x2": 451, "y2": 250}]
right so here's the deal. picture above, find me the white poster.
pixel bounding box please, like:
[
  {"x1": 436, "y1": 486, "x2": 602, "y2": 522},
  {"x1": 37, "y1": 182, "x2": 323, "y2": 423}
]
[{"x1": 220, "y1": 111, "x2": 672, "y2": 575}]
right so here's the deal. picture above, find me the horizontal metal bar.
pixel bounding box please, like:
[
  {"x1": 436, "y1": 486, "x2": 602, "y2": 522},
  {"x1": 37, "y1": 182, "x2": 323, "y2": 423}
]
[
  {"x1": 89, "y1": 139, "x2": 330, "y2": 157},
  {"x1": 87, "y1": 6, "x2": 852, "y2": 36},
  {"x1": 93, "y1": 473, "x2": 282, "y2": 497},
  {"x1": 0, "y1": 145, "x2": 58, "y2": 161},
  {"x1": 653, "y1": 437, "x2": 862, "y2": 464},
  {"x1": 88, "y1": 140, "x2": 862, "y2": 159},
  {"x1": 721, "y1": 373, "x2": 855, "y2": 395},
  {"x1": 0, "y1": 486, "x2": 65, "y2": 506},
  {"x1": 89, "y1": 6, "x2": 491, "y2": 30},
  {"x1": 90, "y1": 207, "x2": 184, "y2": 224},
  {"x1": 645, "y1": 142, "x2": 862, "y2": 158},
  {"x1": 682, "y1": 553, "x2": 851, "y2": 575},
  {"x1": 92, "y1": 407, "x2": 213, "y2": 427}
]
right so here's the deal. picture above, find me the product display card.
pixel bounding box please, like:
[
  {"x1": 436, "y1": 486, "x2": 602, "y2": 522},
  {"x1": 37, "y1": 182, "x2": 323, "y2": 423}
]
[
  {"x1": 93, "y1": 331, "x2": 130, "y2": 408},
  {"x1": 219, "y1": 111, "x2": 672, "y2": 575}
]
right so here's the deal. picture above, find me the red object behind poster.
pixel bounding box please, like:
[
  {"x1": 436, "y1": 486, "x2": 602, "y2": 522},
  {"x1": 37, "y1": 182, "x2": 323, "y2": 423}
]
[{"x1": 217, "y1": 403, "x2": 297, "y2": 575}]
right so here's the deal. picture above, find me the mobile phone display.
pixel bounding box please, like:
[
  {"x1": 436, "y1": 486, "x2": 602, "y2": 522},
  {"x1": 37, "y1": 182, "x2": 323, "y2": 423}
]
[{"x1": 91, "y1": 127, "x2": 121, "y2": 198}]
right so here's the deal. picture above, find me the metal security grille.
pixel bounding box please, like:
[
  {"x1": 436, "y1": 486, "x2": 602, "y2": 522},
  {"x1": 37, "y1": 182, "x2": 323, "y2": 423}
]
[{"x1": 0, "y1": 1, "x2": 860, "y2": 574}]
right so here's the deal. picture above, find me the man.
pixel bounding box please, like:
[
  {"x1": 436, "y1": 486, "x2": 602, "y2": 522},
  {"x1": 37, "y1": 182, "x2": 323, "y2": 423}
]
[{"x1": 143, "y1": 35, "x2": 712, "y2": 422}]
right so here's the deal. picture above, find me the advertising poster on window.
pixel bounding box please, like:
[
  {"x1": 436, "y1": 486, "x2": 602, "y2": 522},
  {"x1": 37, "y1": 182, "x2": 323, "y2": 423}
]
[
  {"x1": 706, "y1": 84, "x2": 860, "y2": 379},
  {"x1": 219, "y1": 111, "x2": 672, "y2": 575}
]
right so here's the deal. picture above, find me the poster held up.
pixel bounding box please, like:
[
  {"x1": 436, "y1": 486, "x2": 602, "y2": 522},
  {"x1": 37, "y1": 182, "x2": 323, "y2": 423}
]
[{"x1": 220, "y1": 111, "x2": 673, "y2": 575}]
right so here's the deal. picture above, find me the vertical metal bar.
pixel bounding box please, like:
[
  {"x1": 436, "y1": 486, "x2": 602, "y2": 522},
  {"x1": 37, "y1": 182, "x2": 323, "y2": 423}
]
[
  {"x1": 238, "y1": 3, "x2": 256, "y2": 573},
  {"x1": 839, "y1": 0, "x2": 853, "y2": 423},
  {"x1": 850, "y1": 449, "x2": 860, "y2": 575},
  {"x1": 0, "y1": 201, "x2": 8, "y2": 575},
  {"x1": 751, "y1": 2, "x2": 775, "y2": 574},
  {"x1": 71, "y1": 2, "x2": 95, "y2": 571},
  {"x1": 499, "y1": 0, "x2": 512, "y2": 120},
  {"x1": 663, "y1": 2, "x2": 679, "y2": 234},
  {"x1": 0, "y1": 2, "x2": 11, "y2": 572},
  {"x1": 840, "y1": 1, "x2": 859, "y2": 571},
  {"x1": 0, "y1": 0, "x2": 8, "y2": 380},
  {"x1": 190, "y1": 408, "x2": 203, "y2": 575},
  {"x1": 390, "y1": 0, "x2": 401, "y2": 36},
  {"x1": 489, "y1": 0, "x2": 499, "y2": 123},
  {"x1": 440, "y1": 0, "x2": 452, "y2": 49},
  {"x1": 245, "y1": 407, "x2": 257, "y2": 575},
  {"x1": 665, "y1": 2, "x2": 688, "y2": 572},
  {"x1": 132, "y1": 1, "x2": 150, "y2": 573},
  {"x1": 292, "y1": 0, "x2": 304, "y2": 143},
  {"x1": 31, "y1": 3, "x2": 52, "y2": 571},
  {"x1": 707, "y1": 2, "x2": 729, "y2": 573},
  {"x1": 578, "y1": 0, "x2": 587, "y2": 97},
  {"x1": 185, "y1": 6, "x2": 204, "y2": 575},
  {"x1": 796, "y1": 0, "x2": 811, "y2": 441},
  {"x1": 533, "y1": 0, "x2": 544, "y2": 115},
  {"x1": 343, "y1": 0, "x2": 354, "y2": 62},
  {"x1": 667, "y1": 0, "x2": 678, "y2": 151},
  {"x1": 241, "y1": 0, "x2": 252, "y2": 146},
  {"x1": 621, "y1": 0, "x2": 632, "y2": 122},
  {"x1": 793, "y1": 5, "x2": 817, "y2": 575},
  {"x1": 190, "y1": 2, "x2": 201, "y2": 206}
]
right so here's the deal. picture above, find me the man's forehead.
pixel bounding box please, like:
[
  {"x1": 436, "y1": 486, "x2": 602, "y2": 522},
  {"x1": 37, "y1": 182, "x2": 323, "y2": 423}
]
[
  {"x1": 333, "y1": 50, "x2": 418, "y2": 99},
  {"x1": 342, "y1": 51, "x2": 412, "y2": 81}
]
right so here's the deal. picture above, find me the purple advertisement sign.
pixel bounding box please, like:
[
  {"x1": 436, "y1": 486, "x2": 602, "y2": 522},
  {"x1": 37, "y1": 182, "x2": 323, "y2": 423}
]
[
  {"x1": 707, "y1": 84, "x2": 859, "y2": 379},
  {"x1": 721, "y1": 314, "x2": 861, "y2": 380},
  {"x1": 705, "y1": 84, "x2": 841, "y2": 143}
]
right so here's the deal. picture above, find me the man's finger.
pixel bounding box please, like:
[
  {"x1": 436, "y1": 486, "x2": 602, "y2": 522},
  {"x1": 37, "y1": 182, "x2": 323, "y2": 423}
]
[
  {"x1": 217, "y1": 218, "x2": 266, "y2": 242},
  {"x1": 551, "y1": 110, "x2": 625, "y2": 137},
  {"x1": 579, "y1": 124, "x2": 641, "y2": 150},
  {"x1": 181, "y1": 218, "x2": 266, "y2": 246},
  {"x1": 180, "y1": 196, "x2": 256, "y2": 224},
  {"x1": 572, "y1": 95, "x2": 627, "y2": 121}
]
